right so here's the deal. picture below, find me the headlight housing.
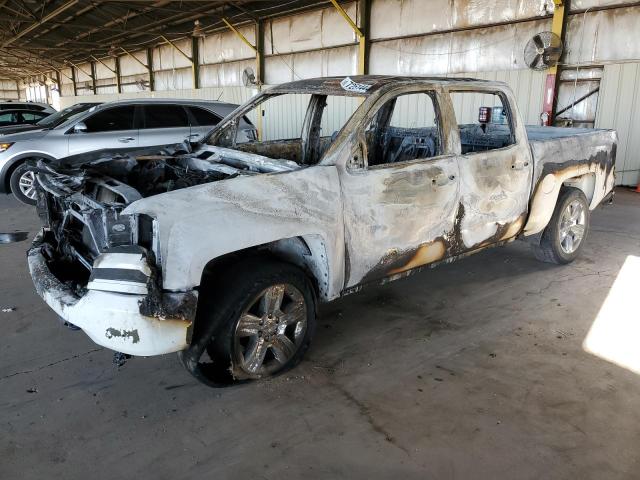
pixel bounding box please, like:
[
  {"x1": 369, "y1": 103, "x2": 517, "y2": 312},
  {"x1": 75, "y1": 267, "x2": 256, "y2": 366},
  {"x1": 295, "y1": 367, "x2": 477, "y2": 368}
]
[{"x1": 0, "y1": 142, "x2": 14, "y2": 153}]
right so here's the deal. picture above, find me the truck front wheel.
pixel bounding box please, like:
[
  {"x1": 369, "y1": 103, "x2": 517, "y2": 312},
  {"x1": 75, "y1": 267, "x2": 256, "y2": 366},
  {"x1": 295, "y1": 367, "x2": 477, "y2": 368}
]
[
  {"x1": 180, "y1": 259, "x2": 316, "y2": 386},
  {"x1": 533, "y1": 187, "x2": 590, "y2": 264}
]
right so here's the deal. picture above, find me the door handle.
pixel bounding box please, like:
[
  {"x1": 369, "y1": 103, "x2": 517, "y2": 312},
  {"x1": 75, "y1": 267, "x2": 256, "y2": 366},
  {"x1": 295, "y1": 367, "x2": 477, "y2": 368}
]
[
  {"x1": 432, "y1": 173, "x2": 456, "y2": 187},
  {"x1": 118, "y1": 137, "x2": 135, "y2": 143},
  {"x1": 511, "y1": 160, "x2": 529, "y2": 170}
]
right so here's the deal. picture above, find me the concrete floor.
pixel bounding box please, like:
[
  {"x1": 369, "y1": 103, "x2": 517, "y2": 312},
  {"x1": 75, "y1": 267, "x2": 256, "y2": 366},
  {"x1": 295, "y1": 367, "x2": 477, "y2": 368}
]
[{"x1": 1, "y1": 189, "x2": 640, "y2": 479}]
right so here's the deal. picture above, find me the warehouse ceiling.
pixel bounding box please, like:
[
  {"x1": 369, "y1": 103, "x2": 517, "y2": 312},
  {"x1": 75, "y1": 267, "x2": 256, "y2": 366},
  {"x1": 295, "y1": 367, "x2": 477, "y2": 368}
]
[{"x1": 0, "y1": 0, "x2": 330, "y2": 80}]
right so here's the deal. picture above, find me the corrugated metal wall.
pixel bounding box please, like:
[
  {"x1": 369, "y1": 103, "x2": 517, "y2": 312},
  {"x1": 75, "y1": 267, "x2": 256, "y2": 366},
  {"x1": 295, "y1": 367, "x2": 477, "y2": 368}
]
[
  {"x1": 596, "y1": 63, "x2": 640, "y2": 187},
  {"x1": 0, "y1": 80, "x2": 19, "y2": 100},
  {"x1": 49, "y1": 0, "x2": 640, "y2": 185}
]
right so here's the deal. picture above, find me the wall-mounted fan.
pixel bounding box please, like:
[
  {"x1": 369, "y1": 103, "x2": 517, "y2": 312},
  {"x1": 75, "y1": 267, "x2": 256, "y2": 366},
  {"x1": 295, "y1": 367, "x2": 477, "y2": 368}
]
[
  {"x1": 524, "y1": 31, "x2": 563, "y2": 70},
  {"x1": 242, "y1": 67, "x2": 257, "y2": 86}
]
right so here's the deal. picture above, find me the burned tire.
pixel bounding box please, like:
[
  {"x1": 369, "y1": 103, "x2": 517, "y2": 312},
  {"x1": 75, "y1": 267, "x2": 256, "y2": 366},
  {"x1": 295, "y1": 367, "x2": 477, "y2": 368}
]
[
  {"x1": 532, "y1": 187, "x2": 590, "y2": 264},
  {"x1": 179, "y1": 259, "x2": 316, "y2": 386},
  {"x1": 9, "y1": 163, "x2": 38, "y2": 206}
]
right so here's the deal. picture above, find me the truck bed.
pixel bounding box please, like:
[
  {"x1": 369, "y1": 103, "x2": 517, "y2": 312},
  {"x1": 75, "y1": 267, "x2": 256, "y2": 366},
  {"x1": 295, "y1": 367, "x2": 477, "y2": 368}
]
[
  {"x1": 524, "y1": 125, "x2": 617, "y2": 235},
  {"x1": 526, "y1": 126, "x2": 611, "y2": 142}
]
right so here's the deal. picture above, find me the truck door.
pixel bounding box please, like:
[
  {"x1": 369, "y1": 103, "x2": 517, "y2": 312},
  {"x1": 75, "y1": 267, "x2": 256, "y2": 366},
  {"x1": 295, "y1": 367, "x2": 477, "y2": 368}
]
[
  {"x1": 447, "y1": 87, "x2": 533, "y2": 253},
  {"x1": 339, "y1": 86, "x2": 461, "y2": 289}
]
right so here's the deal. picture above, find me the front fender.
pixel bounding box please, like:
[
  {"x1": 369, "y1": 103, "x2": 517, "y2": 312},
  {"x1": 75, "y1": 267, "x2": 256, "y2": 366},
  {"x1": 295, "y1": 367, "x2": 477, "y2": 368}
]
[
  {"x1": 124, "y1": 165, "x2": 345, "y2": 298},
  {"x1": 0, "y1": 151, "x2": 58, "y2": 193}
]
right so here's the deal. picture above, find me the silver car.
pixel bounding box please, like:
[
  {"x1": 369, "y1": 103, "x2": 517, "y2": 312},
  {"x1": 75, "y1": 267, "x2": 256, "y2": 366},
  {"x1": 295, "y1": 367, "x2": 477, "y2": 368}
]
[
  {"x1": 0, "y1": 98, "x2": 256, "y2": 204},
  {"x1": 0, "y1": 101, "x2": 56, "y2": 114}
]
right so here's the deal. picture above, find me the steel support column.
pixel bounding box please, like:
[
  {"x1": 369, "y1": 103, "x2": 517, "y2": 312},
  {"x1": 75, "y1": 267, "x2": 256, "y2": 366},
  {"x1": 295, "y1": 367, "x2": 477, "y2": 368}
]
[
  {"x1": 115, "y1": 56, "x2": 122, "y2": 93},
  {"x1": 191, "y1": 37, "x2": 200, "y2": 89},
  {"x1": 90, "y1": 61, "x2": 97, "y2": 94},
  {"x1": 223, "y1": 17, "x2": 262, "y2": 138},
  {"x1": 542, "y1": 0, "x2": 569, "y2": 125},
  {"x1": 146, "y1": 48, "x2": 155, "y2": 92},
  {"x1": 329, "y1": 0, "x2": 368, "y2": 74},
  {"x1": 70, "y1": 65, "x2": 77, "y2": 97}
]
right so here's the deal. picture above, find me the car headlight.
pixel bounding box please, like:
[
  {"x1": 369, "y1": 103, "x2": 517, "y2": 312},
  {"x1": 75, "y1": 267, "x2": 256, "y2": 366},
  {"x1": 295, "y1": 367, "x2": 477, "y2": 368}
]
[{"x1": 0, "y1": 142, "x2": 14, "y2": 153}]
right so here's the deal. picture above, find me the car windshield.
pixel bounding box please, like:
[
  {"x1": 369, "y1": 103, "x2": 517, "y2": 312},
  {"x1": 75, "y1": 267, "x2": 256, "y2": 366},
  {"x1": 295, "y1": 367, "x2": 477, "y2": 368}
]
[{"x1": 36, "y1": 103, "x2": 99, "y2": 128}]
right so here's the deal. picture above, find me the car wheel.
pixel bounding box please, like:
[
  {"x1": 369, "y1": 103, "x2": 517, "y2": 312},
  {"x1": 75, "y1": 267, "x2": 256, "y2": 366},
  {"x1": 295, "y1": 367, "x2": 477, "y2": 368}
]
[
  {"x1": 9, "y1": 163, "x2": 38, "y2": 206},
  {"x1": 533, "y1": 187, "x2": 590, "y2": 264},
  {"x1": 179, "y1": 259, "x2": 316, "y2": 386}
]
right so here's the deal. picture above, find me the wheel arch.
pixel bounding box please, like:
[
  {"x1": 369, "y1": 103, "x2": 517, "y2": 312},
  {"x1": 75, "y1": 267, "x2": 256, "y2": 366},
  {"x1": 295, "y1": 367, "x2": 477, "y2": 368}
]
[
  {"x1": 2, "y1": 152, "x2": 57, "y2": 193},
  {"x1": 198, "y1": 234, "x2": 333, "y2": 304},
  {"x1": 524, "y1": 169, "x2": 597, "y2": 236}
]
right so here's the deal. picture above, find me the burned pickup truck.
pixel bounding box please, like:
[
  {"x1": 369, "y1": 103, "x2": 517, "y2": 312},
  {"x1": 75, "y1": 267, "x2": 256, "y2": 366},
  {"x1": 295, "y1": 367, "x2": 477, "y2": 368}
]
[{"x1": 27, "y1": 76, "x2": 616, "y2": 386}]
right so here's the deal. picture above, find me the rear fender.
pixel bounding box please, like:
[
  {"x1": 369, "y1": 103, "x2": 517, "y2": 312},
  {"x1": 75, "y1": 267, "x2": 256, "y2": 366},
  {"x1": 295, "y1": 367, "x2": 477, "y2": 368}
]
[{"x1": 524, "y1": 169, "x2": 596, "y2": 236}]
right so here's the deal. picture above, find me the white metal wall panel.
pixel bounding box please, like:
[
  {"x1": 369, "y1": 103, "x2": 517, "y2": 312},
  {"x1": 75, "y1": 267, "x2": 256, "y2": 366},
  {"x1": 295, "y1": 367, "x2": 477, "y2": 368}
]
[
  {"x1": 564, "y1": 6, "x2": 640, "y2": 65},
  {"x1": 59, "y1": 86, "x2": 258, "y2": 110},
  {"x1": 94, "y1": 59, "x2": 115, "y2": 79},
  {"x1": 95, "y1": 78, "x2": 117, "y2": 95},
  {"x1": 596, "y1": 63, "x2": 640, "y2": 186},
  {"x1": 200, "y1": 59, "x2": 256, "y2": 87},
  {"x1": 0, "y1": 80, "x2": 18, "y2": 99},
  {"x1": 154, "y1": 39, "x2": 192, "y2": 70},
  {"x1": 390, "y1": 92, "x2": 437, "y2": 127},
  {"x1": 61, "y1": 83, "x2": 74, "y2": 97},
  {"x1": 120, "y1": 74, "x2": 150, "y2": 93},
  {"x1": 265, "y1": 45, "x2": 357, "y2": 84},
  {"x1": 60, "y1": 68, "x2": 73, "y2": 85},
  {"x1": 370, "y1": 0, "x2": 553, "y2": 39},
  {"x1": 570, "y1": 0, "x2": 631, "y2": 10},
  {"x1": 200, "y1": 26, "x2": 256, "y2": 64},
  {"x1": 260, "y1": 93, "x2": 310, "y2": 141},
  {"x1": 370, "y1": 18, "x2": 550, "y2": 76},
  {"x1": 74, "y1": 63, "x2": 92, "y2": 82},
  {"x1": 265, "y1": 2, "x2": 357, "y2": 55},
  {"x1": 154, "y1": 68, "x2": 193, "y2": 91},
  {"x1": 120, "y1": 50, "x2": 148, "y2": 76}
]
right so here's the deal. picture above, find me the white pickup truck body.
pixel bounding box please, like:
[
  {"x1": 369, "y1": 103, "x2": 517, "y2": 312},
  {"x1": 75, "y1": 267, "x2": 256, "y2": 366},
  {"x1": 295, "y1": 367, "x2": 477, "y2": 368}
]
[{"x1": 27, "y1": 76, "x2": 616, "y2": 383}]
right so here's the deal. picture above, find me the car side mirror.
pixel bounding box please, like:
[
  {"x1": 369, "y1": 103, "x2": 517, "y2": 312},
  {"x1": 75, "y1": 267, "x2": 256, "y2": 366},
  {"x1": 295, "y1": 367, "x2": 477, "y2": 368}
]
[{"x1": 73, "y1": 122, "x2": 87, "y2": 133}]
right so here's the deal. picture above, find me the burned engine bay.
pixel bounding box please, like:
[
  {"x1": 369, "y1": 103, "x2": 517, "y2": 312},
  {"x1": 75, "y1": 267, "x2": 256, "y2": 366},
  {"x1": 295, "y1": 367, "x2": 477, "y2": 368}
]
[{"x1": 34, "y1": 144, "x2": 302, "y2": 286}]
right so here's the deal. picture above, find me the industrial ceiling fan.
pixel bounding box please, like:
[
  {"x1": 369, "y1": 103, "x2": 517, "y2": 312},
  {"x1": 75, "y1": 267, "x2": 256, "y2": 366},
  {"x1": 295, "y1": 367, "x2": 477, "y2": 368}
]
[{"x1": 524, "y1": 31, "x2": 563, "y2": 70}]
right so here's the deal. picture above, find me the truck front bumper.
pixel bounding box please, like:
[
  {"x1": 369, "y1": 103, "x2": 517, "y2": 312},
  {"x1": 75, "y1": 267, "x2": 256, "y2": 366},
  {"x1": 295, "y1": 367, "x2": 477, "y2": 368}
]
[{"x1": 27, "y1": 231, "x2": 196, "y2": 356}]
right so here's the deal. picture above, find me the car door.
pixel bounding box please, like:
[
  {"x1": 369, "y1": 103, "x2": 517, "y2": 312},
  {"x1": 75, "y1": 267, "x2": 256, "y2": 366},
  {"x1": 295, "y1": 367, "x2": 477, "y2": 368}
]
[
  {"x1": 138, "y1": 104, "x2": 191, "y2": 148},
  {"x1": 68, "y1": 105, "x2": 138, "y2": 156},
  {"x1": 446, "y1": 87, "x2": 534, "y2": 253},
  {"x1": 186, "y1": 106, "x2": 222, "y2": 143},
  {"x1": 339, "y1": 85, "x2": 461, "y2": 289}
]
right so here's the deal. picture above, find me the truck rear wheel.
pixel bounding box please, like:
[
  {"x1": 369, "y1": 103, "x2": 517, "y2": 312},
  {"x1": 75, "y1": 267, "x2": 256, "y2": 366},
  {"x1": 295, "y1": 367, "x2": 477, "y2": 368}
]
[
  {"x1": 533, "y1": 187, "x2": 590, "y2": 264},
  {"x1": 179, "y1": 259, "x2": 316, "y2": 386}
]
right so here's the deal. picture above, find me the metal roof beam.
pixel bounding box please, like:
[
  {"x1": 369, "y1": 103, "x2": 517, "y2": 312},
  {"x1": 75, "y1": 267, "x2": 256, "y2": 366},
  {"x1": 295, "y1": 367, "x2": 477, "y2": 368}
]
[{"x1": 2, "y1": 0, "x2": 79, "y2": 47}]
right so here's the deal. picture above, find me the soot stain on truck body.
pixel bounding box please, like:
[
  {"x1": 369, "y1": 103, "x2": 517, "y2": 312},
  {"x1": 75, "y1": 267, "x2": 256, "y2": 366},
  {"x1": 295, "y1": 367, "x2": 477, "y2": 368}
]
[{"x1": 105, "y1": 328, "x2": 141, "y2": 344}]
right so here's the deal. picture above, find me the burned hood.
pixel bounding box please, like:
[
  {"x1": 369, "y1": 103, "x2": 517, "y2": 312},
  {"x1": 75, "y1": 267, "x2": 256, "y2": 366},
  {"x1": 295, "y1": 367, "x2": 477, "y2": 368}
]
[
  {"x1": 34, "y1": 142, "x2": 303, "y2": 207},
  {"x1": 48, "y1": 141, "x2": 194, "y2": 170}
]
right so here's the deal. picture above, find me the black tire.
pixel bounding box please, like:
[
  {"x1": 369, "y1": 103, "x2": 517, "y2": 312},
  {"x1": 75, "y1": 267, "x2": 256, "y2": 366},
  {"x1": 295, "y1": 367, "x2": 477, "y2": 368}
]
[
  {"x1": 179, "y1": 258, "x2": 316, "y2": 386},
  {"x1": 532, "y1": 187, "x2": 590, "y2": 264},
  {"x1": 9, "y1": 162, "x2": 37, "y2": 206}
]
